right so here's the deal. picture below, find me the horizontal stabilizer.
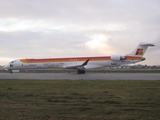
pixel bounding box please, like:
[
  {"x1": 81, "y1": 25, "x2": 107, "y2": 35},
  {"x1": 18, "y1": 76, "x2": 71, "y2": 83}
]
[{"x1": 140, "y1": 42, "x2": 155, "y2": 46}]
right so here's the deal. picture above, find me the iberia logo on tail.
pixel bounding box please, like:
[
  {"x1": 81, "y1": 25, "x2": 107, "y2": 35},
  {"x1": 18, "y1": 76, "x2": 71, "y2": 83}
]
[{"x1": 135, "y1": 48, "x2": 143, "y2": 55}]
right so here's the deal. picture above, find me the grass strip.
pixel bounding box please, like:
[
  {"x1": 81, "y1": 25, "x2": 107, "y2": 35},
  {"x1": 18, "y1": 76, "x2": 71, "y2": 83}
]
[{"x1": 0, "y1": 80, "x2": 160, "y2": 120}]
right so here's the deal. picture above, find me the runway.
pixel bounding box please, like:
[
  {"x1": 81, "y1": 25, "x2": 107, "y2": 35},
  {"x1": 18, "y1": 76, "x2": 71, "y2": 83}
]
[{"x1": 0, "y1": 73, "x2": 160, "y2": 80}]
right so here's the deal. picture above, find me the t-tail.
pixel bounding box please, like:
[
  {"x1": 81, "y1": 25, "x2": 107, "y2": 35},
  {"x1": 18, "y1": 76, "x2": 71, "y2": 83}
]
[{"x1": 126, "y1": 42, "x2": 155, "y2": 57}]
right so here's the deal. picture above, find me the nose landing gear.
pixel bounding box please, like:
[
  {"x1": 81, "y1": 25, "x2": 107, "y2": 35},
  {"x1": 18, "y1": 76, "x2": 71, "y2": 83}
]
[{"x1": 77, "y1": 70, "x2": 85, "y2": 74}]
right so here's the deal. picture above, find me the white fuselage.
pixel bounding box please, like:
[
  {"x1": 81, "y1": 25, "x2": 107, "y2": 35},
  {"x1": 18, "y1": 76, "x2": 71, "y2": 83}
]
[
  {"x1": 5, "y1": 56, "x2": 142, "y2": 71},
  {"x1": 3, "y1": 42, "x2": 154, "y2": 74}
]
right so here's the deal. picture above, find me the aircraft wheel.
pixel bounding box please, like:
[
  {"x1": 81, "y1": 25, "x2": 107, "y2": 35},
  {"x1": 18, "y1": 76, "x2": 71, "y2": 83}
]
[
  {"x1": 82, "y1": 70, "x2": 85, "y2": 74},
  {"x1": 77, "y1": 70, "x2": 85, "y2": 74},
  {"x1": 77, "y1": 70, "x2": 81, "y2": 74}
]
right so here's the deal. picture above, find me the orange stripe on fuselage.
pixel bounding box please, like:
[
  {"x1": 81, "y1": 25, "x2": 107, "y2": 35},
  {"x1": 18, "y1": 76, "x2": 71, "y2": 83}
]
[
  {"x1": 20, "y1": 56, "x2": 142, "y2": 63},
  {"x1": 20, "y1": 56, "x2": 110, "y2": 63},
  {"x1": 125, "y1": 56, "x2": 142, "y2": 60}
]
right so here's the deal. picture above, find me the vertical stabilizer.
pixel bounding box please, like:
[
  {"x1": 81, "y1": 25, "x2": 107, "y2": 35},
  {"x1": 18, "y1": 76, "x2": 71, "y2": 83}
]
[{"x1": 127, "y1": 42, "x2": 155, "y2": 56}]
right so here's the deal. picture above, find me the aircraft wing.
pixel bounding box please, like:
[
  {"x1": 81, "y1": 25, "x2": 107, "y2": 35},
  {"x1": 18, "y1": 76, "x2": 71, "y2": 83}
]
[{"x1": 64, "y1": 58, "x2": 90, "y2": 70}]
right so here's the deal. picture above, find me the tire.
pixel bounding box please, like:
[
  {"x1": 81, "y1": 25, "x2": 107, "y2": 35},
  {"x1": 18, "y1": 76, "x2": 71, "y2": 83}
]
[
  {"x1": 77, "y1": 70, "x2": 81, "y2": 74},
  {"x1": 82, "y1": 70, "x2": 85, "y2": 74},
  {"x1": 77, "y1": 70, "x2": 86, "y2": 74}
]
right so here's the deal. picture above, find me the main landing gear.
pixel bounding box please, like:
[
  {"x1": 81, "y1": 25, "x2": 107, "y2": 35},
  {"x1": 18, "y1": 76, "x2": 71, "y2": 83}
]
[
  {"x1": 9, "y1": 70, "x2": 12, "y2": 74},
  {"x1": 77, "y1": 70, "x2": 85, "y2": 74}
]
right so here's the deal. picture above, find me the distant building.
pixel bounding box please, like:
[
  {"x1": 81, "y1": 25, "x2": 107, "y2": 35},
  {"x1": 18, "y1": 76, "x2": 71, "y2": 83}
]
[{"x1": 118, "y1": 65, "x2": 131, "y2": 69}]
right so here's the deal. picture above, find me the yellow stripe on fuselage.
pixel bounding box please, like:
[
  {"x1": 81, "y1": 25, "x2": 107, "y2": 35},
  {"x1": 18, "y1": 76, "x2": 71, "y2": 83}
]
[
  {"x1": 20, "y1": 56, "x2": 142, "y2": 63},
  {"x1": 20, "y1": 57, "x2": 110, "y2": 63},
  {"x1": 125, "y1": 56, "x2": 142, "y2": 60}
]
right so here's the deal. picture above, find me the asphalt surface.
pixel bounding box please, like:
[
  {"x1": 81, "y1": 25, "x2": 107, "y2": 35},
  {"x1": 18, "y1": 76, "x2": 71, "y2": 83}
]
[{"x1": 0, "y1": 73, "x2": 160, "y2": 80}]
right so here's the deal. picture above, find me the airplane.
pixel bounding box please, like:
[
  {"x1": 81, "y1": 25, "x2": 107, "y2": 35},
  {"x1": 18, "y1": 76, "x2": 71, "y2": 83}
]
[{"x1": 4, "y1": 42, "x2": 155, "y2": 74}]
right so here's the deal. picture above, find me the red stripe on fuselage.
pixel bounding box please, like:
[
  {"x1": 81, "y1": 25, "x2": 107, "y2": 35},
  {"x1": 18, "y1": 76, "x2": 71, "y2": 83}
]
[
  {"x1": 20, "y1": 56, "x2": 142, "y2": 63},
  {"x1": 125, "y1": 56, "x2": 142, "y2": 60},
  {"x1": 21, "y1": 56, "x2": 110, "y2": 63}
]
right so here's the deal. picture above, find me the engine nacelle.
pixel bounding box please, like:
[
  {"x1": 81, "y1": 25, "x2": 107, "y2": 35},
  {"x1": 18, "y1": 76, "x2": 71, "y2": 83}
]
[{"x1": 111, "y1": 54, "x2": 126, "y2": 61}]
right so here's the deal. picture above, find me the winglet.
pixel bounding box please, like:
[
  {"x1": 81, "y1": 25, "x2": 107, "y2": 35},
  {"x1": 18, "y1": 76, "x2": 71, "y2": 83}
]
[{"x1": 82, "y1": 58, "x2": 90, "y2": 66}]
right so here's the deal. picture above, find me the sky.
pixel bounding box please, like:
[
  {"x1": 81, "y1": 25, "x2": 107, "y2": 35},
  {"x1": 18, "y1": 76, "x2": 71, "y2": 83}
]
[{"x1": 0, "y1": 0, "x2": 160, "y2": 65}]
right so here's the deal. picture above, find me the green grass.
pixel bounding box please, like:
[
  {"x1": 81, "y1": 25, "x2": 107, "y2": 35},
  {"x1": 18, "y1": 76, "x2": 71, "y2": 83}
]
[{"x1": 0, "y1": 80, "x2": 160, "y2": 120}]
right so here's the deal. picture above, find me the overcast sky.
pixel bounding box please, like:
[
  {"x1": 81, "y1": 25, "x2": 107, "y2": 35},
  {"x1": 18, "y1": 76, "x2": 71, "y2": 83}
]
[{"x1": 0, "y1": 0, "x2": 160, "y2": 65}]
